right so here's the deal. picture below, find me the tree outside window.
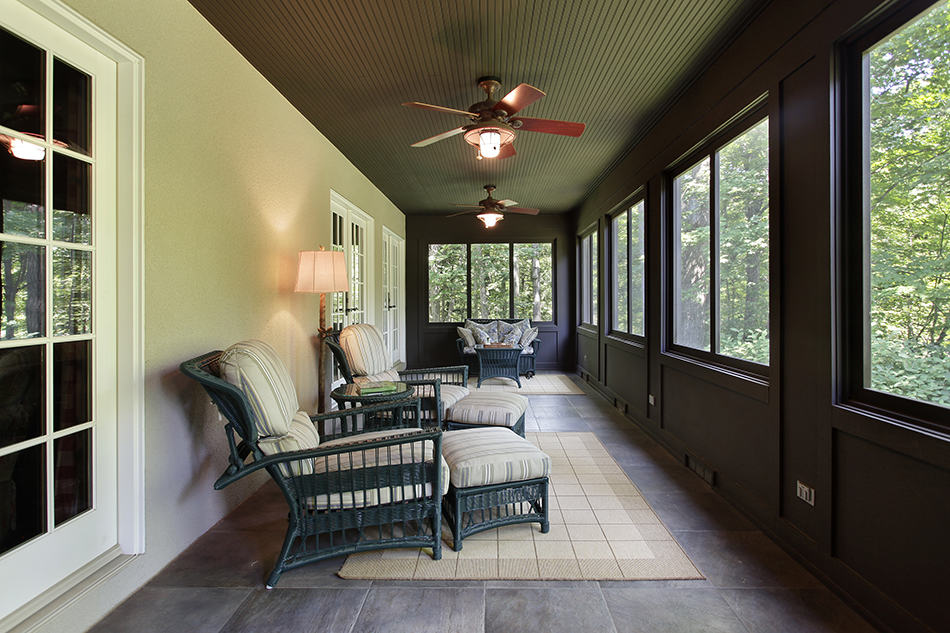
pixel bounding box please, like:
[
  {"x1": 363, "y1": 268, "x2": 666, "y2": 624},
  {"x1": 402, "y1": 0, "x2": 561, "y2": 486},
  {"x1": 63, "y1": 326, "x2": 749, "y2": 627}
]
[{"x1": 611, "y1": 199, "x2": 645, "y2": 336}]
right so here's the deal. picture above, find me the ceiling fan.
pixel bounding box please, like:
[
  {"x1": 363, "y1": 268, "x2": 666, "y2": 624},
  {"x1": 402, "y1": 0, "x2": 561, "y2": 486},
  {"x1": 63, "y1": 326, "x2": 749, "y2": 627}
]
[
  {"x1": 403, "y1": 76, "x2": 585, "y2": 159},
  {"x1": 448, "y1": 185, "x2": 539, "y2": 227}
]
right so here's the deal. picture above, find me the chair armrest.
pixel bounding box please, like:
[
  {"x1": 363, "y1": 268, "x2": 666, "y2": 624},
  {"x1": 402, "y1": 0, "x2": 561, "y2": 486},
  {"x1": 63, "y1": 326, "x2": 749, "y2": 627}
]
[
  {"x1": 215, "y1": 427, "x2": 443, "y2": 490},
  {"x1": 400, "y1": 365, "x2": 468, "y2": 385},
  {"x1": 531, "y1": 338, "x2": 542, "y2": 354}
]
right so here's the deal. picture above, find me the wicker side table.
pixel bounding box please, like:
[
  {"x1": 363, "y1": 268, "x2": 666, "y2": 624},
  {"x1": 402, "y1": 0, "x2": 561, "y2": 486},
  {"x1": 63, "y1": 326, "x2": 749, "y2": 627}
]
[{"x1": 474, "y1": 345, "x2": 522, "y2": 387}]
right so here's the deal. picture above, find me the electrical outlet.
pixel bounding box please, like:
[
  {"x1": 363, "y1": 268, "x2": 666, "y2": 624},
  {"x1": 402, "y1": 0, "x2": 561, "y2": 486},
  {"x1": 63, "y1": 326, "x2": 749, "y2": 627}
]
[
  {"x1": 648, "y1": 394, "x2": 655, "y2": 406},
  {"x1": 796, "y1": 480, "x2": 815, "y2": 506}
]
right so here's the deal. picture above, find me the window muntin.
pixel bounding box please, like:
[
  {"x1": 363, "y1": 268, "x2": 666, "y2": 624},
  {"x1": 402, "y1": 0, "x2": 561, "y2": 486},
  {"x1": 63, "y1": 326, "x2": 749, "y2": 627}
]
[
  {"x1": 611, "y1": 200, "x2": 645, "y2": 336},
  {"x1": 426, "y1": 242, "x2": 555, "y2": 322},
  {"x1": 671, "y1": 116, "x2": 770, "y2": 366},
  {"x1": 579, "y1": 230, "x2": 598, "y2": 326},
  {"x1": 862, "y1": 0, "x2": 950, "y2": 409}
]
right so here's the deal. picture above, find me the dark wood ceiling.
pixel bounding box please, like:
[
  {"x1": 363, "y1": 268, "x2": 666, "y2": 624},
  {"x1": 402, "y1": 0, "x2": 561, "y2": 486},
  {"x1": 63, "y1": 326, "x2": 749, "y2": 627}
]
[{"x1": 188, "y1": 0, "x2": 764, "y2": 215}]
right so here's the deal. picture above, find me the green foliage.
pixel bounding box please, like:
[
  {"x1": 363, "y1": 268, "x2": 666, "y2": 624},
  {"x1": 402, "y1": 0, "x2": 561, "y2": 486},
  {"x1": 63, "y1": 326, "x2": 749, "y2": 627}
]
[
  {"x1": 867, "y1": 0, "x2": 950, "y2": 406},
  {"x1": 427, "y1": 242, "x2": 554, "y2": 322}
]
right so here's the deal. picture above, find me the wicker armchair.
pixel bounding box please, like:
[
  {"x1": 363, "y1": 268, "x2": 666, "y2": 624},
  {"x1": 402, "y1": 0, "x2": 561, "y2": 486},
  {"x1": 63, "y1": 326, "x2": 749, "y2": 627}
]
[
  {"x1": 326, "y1": 324, "x2": 469, "y2": 429},
  {"x1": 180, "y1": 343, "x2": 445, "y2": 588}
]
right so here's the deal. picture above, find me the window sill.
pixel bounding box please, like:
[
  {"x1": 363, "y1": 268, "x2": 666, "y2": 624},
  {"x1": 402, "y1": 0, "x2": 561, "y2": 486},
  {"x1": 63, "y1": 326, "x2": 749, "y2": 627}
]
[{"x1": 660, "y1": 350, "x2": 769, "y2": 402}]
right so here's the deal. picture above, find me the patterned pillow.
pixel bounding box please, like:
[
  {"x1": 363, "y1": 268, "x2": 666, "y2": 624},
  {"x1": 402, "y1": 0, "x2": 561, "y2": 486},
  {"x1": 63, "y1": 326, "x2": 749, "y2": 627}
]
[
  {"x1": 496, "y1": 320, "x2": 515, "y2": 336},
  {"x1": 466, "y1": 320, "x2": 499, "y2": 344},
  {"x1": 520, "y1": 326, "x2": 539, "y2": 348},
  {"x1": 456, "y1": 326, "x2": 476, "y2": 348},
  {"x1": 502, "y1": 327, "x2": 523, "y2": 346},
  {"x1": 472, "y1": 326, "x2": 493, "y2": 346},
  {"x1": 511, "y1": 318, "x2": 531, "y2": 332}
]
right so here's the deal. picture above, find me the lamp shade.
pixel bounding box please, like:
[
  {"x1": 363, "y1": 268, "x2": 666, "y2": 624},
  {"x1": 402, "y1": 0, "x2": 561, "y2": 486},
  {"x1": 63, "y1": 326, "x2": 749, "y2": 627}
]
[{"x1": 294, "y1": 249, "x2": 349, "y2": 293}]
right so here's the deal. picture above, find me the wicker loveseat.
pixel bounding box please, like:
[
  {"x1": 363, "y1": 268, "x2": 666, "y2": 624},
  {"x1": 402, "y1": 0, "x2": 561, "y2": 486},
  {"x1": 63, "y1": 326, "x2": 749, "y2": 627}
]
[
  {"x1": 455, "y1": 319, "x2": 542, "y2": 378},
  {"x1": 180, "y1": 340, "x2": 446, "y2": 587}
]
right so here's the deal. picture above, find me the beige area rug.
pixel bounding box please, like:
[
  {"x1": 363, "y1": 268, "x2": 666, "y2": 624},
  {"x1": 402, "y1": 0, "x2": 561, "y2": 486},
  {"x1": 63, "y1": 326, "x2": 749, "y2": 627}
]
[
  {"x1": 338, "y1": 432, "x2": 703, "y2": 581},
  {"x1": 465, "y1": 373, "x2": 584, "y2": 395}
]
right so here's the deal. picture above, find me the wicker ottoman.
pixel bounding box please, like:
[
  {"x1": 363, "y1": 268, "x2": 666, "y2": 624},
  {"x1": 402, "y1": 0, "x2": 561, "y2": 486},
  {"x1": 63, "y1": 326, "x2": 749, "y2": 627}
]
[
  {"x1": 444, "y1": 392, "x2": 529, "y2": 437},
  {"x1": 441, "y1": 427, "x2": 550, "y2": 551}
]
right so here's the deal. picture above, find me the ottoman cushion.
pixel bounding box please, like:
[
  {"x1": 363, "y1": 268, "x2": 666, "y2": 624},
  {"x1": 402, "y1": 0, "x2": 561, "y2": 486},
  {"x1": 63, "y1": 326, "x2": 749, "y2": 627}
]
[
  {"x1": 442, "y1": 427, "x2": 550, "y2": 488},
  {"x1": 445, "y1": 392, "x2": 528, "y2": 429}
]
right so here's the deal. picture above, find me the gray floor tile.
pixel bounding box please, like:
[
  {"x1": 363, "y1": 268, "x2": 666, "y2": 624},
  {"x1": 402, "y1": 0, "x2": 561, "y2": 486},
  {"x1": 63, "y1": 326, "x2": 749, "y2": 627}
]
[
  {"x1": 220, "y1": 587, "x2": 368, "y2": 633},
  {"x1": 89, "y1": 586, "x2": 251, "y2": 633},
  {"x1": 620, "y1": 464, "x2": 711, "y2": 495},
  {"x1": 602, "y1": 586, "x2": 750, "y2": 633},
  {"x1": 645, "y1": 491, "x2": 757, "y2": 531},
  {"x1": 485, "y1": 586, "x2": 616, "y2": 633},
  {"x1": 148, "y1": 527, "x2": 284, "y2": 587},
  {"x1": 534, "y1": 418, "x2": 592, "y2": 431},
  {"x1": 674, "y1": 531, "x2": 824, "y2": 589},
  {"x1": 274, "y1": 554, "x2": 372, "y2": 588},
  {"x1": 351, "y1": 586, "x2": 485, "y2": 633},
  {"x1": 211, "y1": 482, "x2": 288, "y2": 532},
  {"x1": 719, "y1": 588, "x2": 878, "y2": 633}
]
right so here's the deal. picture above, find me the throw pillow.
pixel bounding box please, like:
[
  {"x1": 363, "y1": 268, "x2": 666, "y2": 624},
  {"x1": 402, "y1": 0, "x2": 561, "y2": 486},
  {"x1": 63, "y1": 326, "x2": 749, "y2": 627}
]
[
  {"x1": 457, "y1": 326, "x2": 476, "y2": 348},
  {"x1": 496, "y1": 320, "x2": 515, "y2": 336},
  {"x1": 520, "y1": 326, "x2": 539, "y2": 348},
  {"x1": 503, "y1": 327, "x2": 523, "y2": 346},
  {"x1": 512, "y1": 318, "x2": 531, "y2": 332},
  {"x1": 472, "y1": 326, "x2": 493, "y2": 346}
]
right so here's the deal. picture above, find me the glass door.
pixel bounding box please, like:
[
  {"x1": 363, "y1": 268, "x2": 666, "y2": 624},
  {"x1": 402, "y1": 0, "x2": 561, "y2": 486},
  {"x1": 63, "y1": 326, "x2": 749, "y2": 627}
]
[
  {"x1": 0, "y1": 3, "x2": 117, "y2": 618},
  {"x1": 382, "y1": 228, "x2": 403, "y2": 366}
]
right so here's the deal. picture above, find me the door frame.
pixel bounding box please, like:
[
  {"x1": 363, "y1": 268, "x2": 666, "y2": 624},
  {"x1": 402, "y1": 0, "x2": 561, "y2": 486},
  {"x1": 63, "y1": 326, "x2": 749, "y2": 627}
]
[
  {"x1": 382, "y1": 226, "x2": 406, "y2": 366},
  {"x1": 0, "y1": 0, "x2": 144, "y2": 628}
]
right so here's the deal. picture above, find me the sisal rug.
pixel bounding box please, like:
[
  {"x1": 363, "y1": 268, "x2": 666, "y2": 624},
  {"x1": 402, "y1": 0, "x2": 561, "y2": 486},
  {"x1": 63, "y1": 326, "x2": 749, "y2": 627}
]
[
  {"x1": 338, "y1": 432, "x2": 703, "y2": 581},
  {"x1": 466, "y1": 373, "x2": 584, "y2": 395}
]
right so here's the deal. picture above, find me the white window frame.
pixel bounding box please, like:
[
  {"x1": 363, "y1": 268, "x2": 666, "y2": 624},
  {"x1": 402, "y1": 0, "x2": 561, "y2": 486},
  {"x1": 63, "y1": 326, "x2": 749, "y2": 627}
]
[
  {"x1": 381, "y1": 226, "x2": 405, "y2": 367},
  {"x1": 0, "y1": 0, "x2": 144, "y2": 628}
]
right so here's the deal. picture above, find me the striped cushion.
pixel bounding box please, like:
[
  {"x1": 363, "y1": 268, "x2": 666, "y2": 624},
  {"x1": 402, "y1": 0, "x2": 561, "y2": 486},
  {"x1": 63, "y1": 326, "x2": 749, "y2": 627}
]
[
  {"x1": 257, "y1": 411, "x2": 320, "y2": 477},
  {"x1": 442, "y1": 427, "x2": 550, "y2": 487},
  {"x1": 218, "y1": 339, "x2": 299, "y2": 437},
  {"x1": 520, "y1": 326, "x2": 539, "y2": 347},
  {"x1": 312, "y1": 428, "x2": 450, "y2": 509},
  {"x1": 340, "y1": 323, "x2": 390, "y2": 376},
  {"x1": 354, "y1": 368, "x2": 402, "y2": 384},
  {"x1": 456, "y1": 326, "x2": 476, "y2": 348},
  {"x1": 445, "y1": 392, "x2": 528, "y2": 428}
]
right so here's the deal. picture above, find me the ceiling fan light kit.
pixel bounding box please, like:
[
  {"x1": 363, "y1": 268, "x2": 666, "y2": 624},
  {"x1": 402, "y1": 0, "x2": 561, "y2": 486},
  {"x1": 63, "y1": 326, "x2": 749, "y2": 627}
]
[{"x1": 476, "y1": 211, "x2": 504, "y2": 228}]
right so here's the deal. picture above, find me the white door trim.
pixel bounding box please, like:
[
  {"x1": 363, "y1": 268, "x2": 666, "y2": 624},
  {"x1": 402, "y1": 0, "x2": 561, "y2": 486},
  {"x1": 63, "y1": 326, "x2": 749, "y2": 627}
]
[{"x1": 0, "y1": 0, "x2": 144, "y2": 628}]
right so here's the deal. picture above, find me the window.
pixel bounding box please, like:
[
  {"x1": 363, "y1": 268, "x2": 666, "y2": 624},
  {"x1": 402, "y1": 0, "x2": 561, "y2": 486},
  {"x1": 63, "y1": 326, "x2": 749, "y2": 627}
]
[
  {"x1": 844, "y1": 0, "x2": 950, "y2": 416},
  {"x1": 427, "y1": 242, "x2": 554, "y2": 322},
  {"x1": 579, "y1": 230, "x2": 598, "y2": 326},
  {"x1": 330, "y1": 192, "x2": 373, "y2": 331},
  {"x1": 611, "y1": 199, "x2": 645, "y2": 336},
  {"x1": 671, "y1": 115, "x2": 770, "y2": 366}
]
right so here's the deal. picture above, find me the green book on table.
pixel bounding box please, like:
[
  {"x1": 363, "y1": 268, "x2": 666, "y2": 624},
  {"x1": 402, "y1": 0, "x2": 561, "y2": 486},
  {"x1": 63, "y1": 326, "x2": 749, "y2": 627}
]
[{"x1": 357, "y1": 381, "x2": 399, "y2": 395}]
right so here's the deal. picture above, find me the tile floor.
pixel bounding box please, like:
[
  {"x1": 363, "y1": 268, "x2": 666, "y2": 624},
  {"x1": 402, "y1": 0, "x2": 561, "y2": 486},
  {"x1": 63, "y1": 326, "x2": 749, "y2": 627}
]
[{"x1": 89, "y1": 376, "x2": 879, "y2": 633}]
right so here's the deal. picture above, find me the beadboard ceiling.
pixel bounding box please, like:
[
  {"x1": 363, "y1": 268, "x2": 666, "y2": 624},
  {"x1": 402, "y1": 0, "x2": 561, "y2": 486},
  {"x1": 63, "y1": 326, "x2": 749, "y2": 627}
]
[{"x1": 189, "y1": 0, "x2": 764, "y2": 215}]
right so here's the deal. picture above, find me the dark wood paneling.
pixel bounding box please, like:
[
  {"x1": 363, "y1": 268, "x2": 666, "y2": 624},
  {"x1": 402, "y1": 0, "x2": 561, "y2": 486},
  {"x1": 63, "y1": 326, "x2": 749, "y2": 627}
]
[
  {"x1": 604, "y1": 339, "x2": 647, "y2": 418},
  {"x1": 834, "y1": 431, "x2": 950, "y2": 633},
  {"x1": 406, "y1": 212, "x2": 575, "y2": 370},
  {"x1": 576, "y1": 328, "x2": 598, "y2": 378},
  {"x1": 661, "y1": 364, "x2": 772, "y2": 504}
]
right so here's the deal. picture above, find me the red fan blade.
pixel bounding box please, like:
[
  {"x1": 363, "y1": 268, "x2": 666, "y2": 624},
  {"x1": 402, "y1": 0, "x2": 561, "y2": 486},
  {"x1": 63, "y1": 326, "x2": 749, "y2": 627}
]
[
  {"x1": 496, "y1": 143, "x2": 517, "y2": 159},
  {"x1": 498, "y1": 199, "x2": 518, "y2": 207},
  {"x1": 411, "y1": 127, "x2": 466, "y2": 147},
  {"x1": 513, "y1": 116, "x2": 585, "y2": 137},
  {"x1": 446, "y1": 208, "x2": 483, "y2": 218},
  {"x1": 496, "y1": 84, "x2": 545, "y2": 116},
  {"x1": 402, "y1": 102, "x2": 475, "y2": 118},
  {"x1": 505, "y1": 207, "x2": 540, "y2": 215}
]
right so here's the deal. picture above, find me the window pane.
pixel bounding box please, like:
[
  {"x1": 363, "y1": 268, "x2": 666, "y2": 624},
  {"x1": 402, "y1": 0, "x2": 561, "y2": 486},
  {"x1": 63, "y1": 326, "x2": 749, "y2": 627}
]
[
  {"x1": 612, "y1": 211, "x2": 629, "y2": 332},
  {"x1": 0, "y1": 345, "x2": 45, "y2": 449},
  {"x1": 54, "y1": 340, "x2": 91, "y2": 431},
  {"x1": 717, "y1": 118, "x2": 769, "y2": 364},
  {"x1": 471, "y1": 243, "x2": 509, "y2": 318},
  {"x1": 54, "y1": 429, "x2": 91, "y2": 525},
  {"x1": 427, "y1": 243, "x2": 466, "y2": 322},
  {"x1": 0, "y1": 138, "x2": 45, "y2": 238},
  {"x1": 53, "y1": 58, "x2": 91, "y2": 155},
  {"x1": 1, "y1": 241, "x2": 46, "y2": 339},
  {"x1": 52, "y1": 247, "x2": 91, "y2": 336},
  {"x1": 674, "y1": 158, "x2": 711, "y2": 350},
  {"x1": 866, "y1": 1, "x2": 950, "y2": 407},
  {"x1": 0, "y1": 443, "x2": 46, "y2": 555},
  {"x1": 591, "y1": 231, "x2": 598, "y2": 326},
  {"x1": 53, "y1": 154, "x2": 91, "y2": 244},
  {"x1": 0, "y1": 27, "x2": 45, "y2": 137},
  {"x1": 513, "y1": 243, "x2": 553, "y2": 321},
  {"x1": 630, "y1": 201, "x2": 645, "y2": 336}
]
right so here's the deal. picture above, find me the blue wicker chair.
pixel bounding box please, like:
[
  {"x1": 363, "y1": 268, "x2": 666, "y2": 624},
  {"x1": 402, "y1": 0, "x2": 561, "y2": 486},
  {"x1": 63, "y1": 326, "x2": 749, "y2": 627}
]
[
  {"x1": 180, "y1": 341, "x2": 445, "y2": 588},
  {"x1": 456, "y1": 337, "x2": 541, "y2": 378},
  {"x1": 327, "y1": 324, "x2": 469, "y2": 429}
]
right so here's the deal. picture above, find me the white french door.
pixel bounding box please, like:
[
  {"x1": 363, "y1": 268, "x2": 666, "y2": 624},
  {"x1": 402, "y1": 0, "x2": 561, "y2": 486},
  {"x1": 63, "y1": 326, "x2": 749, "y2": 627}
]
[
  {"x1": 0, "y1": 0, "x2": 118, "y2": 619},
  {"x1": 382, "y1": 228, "x2": 404, "y2": 366}
]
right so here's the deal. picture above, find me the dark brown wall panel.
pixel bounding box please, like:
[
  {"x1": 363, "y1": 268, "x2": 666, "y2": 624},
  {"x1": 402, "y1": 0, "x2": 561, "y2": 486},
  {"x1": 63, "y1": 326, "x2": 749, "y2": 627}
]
[
  {"x1": 834, "y1": 431, "x2": 950, "y2": 632},
  {"x1": 577, "y1": 329, "x2": 599, "y2": 378},
  {"x1": 604, "y1": 342, "x2": 648, "y2": 418},
  {"x1": 778, "y1": 57, "x2": 829, "y2": 541},
  {"x1": 661, "y1": 365, "x2": 772, "y2": 504}
]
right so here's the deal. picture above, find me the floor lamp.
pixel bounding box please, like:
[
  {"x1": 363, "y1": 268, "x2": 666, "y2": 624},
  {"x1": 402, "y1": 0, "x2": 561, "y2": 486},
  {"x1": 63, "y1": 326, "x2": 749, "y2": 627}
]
[{"x1": 294, "y1": 247, "x2": 349, "y2": 413}]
